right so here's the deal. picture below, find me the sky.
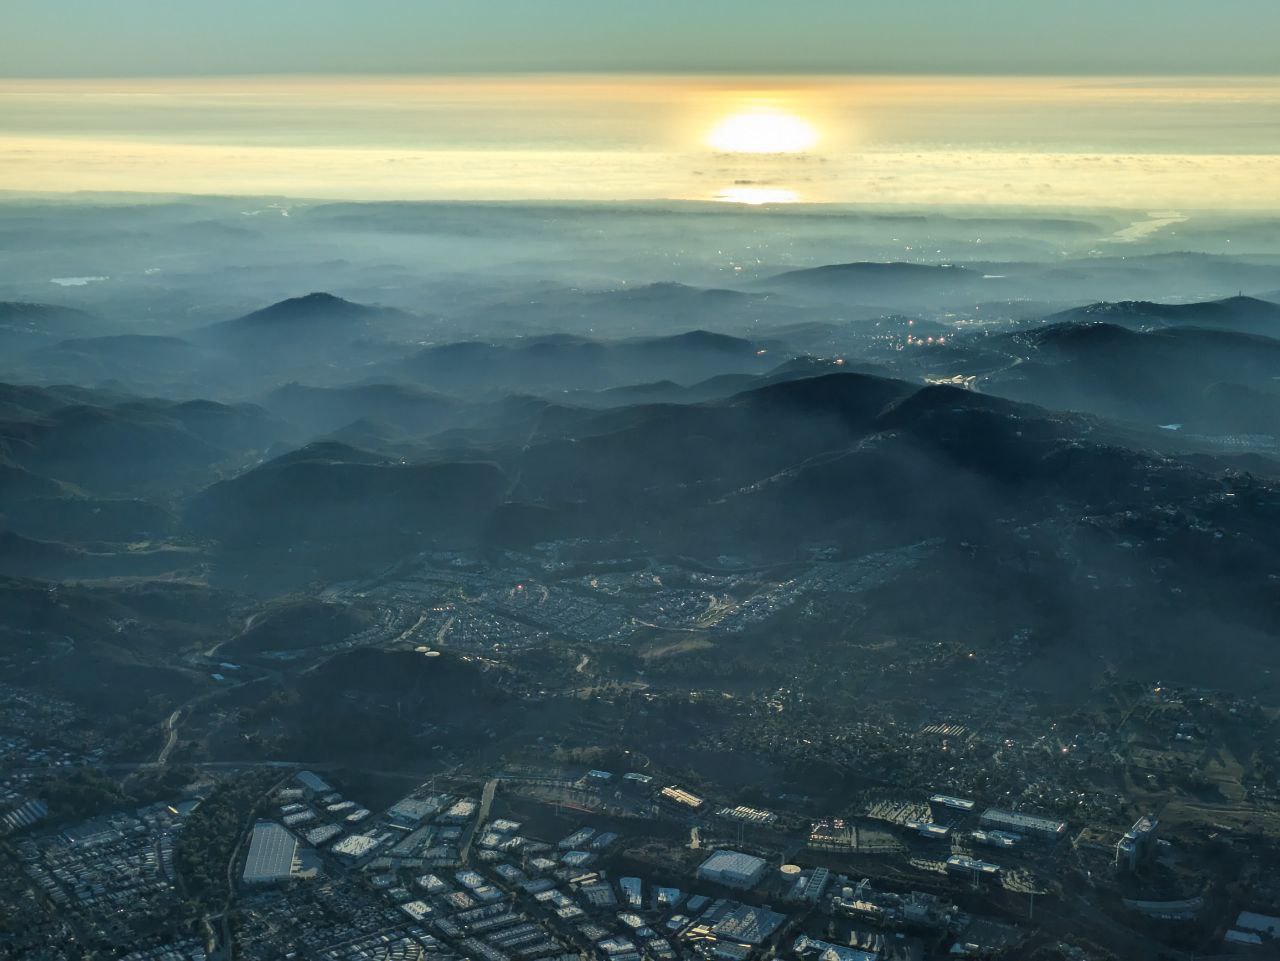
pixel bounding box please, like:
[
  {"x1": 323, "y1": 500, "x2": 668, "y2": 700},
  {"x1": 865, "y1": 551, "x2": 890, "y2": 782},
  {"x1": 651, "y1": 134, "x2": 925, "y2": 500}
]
[
  {"x1": 4, "y1": 75, "x2": 1279, "y2": 208},
  {"x1": 3, "y1": 0, "x2": 1280, "y2": 77},
  {"x1": 2, "y1": 4, "x2": 1279, "y2": 208}
]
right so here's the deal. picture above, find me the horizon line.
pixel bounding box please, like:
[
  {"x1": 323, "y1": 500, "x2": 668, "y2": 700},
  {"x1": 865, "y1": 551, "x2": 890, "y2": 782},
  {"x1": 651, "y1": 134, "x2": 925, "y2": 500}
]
[
  {"x1": 5, "y1": 189, "x2": 1280, "y2": 218},
  {"x1": 4, "y1": 69, "x2": 1280, "y2": 81}
]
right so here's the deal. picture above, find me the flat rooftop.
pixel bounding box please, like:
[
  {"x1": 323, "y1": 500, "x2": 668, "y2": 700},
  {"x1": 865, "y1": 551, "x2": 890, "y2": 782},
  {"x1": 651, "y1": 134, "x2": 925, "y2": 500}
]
[
  {"x1": 711, "y1": 903, "x2": 786, "y2": 945},
  {"x1": 242, "y1": 821, "x2": 297, "y2": 884},
  {"x1": 698, "y1": 849, "x2": 767, "y2": 879},
  {"x1": 980, "y1": 807, "x2": 1067, "y2": 834}
]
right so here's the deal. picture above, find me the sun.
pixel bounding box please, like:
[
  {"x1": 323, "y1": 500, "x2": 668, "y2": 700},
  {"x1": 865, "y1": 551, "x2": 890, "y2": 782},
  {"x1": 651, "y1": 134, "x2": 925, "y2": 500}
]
[{"x1": 706, "y1": 108, "x2": 819, "y2": 154}]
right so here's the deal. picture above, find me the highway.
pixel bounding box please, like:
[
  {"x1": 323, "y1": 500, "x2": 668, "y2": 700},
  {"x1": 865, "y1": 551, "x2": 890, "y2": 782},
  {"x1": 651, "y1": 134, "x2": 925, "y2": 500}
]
[{"x1": 460, "y1": 777, "x2": 499, "y2": 864}]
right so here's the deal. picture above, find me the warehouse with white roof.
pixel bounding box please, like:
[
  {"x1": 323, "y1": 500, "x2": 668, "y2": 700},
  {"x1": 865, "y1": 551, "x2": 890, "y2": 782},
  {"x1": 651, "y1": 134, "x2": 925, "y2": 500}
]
[
  {"x1": 241, "y1": 821, "x2": 298, "y2": 885},
  {"x1": 696, "y1": 849, "x2": 767, "y2": 889}
]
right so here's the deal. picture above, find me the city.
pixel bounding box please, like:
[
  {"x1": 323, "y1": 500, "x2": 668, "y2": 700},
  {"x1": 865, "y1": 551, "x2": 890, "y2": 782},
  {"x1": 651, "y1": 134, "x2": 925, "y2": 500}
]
[{"x1": 4, "y1": 3, "x2": 1280, "y2": 958}]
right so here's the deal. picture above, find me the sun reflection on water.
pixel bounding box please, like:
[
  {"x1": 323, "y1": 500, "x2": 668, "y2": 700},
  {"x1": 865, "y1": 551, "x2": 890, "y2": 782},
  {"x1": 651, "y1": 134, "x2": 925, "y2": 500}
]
[{"x1": 713, "y1": 186, "x2": 799, "y2": 205}]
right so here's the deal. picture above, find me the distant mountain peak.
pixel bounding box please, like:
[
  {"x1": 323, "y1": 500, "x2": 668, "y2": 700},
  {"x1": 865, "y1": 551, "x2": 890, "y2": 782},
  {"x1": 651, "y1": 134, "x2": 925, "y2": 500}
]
[
  {"x1": 284, "y1": 291, "x2": 350, "y2": 307},
  {"x1": 771, "y1": 261, "x2": 974, "y2": 280},
  {"x1": 229, "y1": 292, "x2": 365, "y2": 326},
  {"x1": 197, "y1": 292, "x2": 421, "y2": 355},
  {"x1": 650, "y1": 329, "x2": 753, "y2": 351},
  {"x1": 1216, "y1": 293, "x2": 1279, "y2": 308}
]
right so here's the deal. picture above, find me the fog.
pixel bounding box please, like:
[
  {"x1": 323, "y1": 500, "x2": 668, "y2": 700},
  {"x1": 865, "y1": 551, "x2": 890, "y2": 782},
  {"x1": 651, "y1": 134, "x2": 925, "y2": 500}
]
[
  {"x1": 3, "y1": 197, "x2": 1280, "y2": 635},
  {"x1": 7, "y1": 0, "x2": 1280, "y2": 947},
  {"x1": 4, "y1": 182, "x2": 1280, "y2": 961}
]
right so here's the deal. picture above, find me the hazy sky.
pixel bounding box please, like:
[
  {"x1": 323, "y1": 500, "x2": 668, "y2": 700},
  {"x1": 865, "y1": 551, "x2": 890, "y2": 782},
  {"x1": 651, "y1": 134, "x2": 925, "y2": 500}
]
[
  {"x1": 4, "y1": 76, "x2": 1280, "y2": 208},
  {"x1": 5, "y1": 4, "x2": 1279, "y2": 208},
  {"x1": 4, "y1": 0, "x2": 1279, "y2": 77}
]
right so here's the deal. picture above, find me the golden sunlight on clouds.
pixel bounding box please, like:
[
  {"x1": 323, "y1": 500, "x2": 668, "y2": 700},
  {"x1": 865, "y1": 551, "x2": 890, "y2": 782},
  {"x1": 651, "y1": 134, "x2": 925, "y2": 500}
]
[
  {"x1": 4, "y1": 136, "x2": 1279, "y2": 210},
  {"x1": 2, "y1": 76, "x2": 1280, "y2": 209}
]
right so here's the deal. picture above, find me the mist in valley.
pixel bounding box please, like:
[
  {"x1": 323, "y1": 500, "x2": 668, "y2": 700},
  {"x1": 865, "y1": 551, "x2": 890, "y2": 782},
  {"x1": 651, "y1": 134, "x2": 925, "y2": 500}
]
[{"x1": 3, "y1": 196, "x2": 1280, "y2": 708}]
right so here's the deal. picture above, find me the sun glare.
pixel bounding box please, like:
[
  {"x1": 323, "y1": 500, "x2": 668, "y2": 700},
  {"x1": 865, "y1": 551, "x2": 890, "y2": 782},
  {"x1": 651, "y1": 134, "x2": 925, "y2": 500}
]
[
  {"x1": 714, "y1": 186, "x2": 798, "y2": 205},
  {"x1": 706, "y1": 108, "x2": 819, "y2": 154}
]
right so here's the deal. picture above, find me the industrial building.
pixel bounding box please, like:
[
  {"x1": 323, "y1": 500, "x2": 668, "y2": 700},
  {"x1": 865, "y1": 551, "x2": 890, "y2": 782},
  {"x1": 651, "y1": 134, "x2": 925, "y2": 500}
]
[
  {"x1": 696, "y1": 850, "x2": 767, "y2": 890},
  {"x1": 794, "y1": 935, "x2": 877, "y2": 961},
  {"x1": 946, "y1": 854, "x2": 1002, "y2": 882},
  {"x1": 716, "y1": 805, "x2": 777, "y2": 826},
  {"x1": 660, "y1": 786, "x2": 704, "y2": 811},
  {"x1": 590, "y1": 832, "x2": 619, "y2": 851},
  {"x1": 709, "y1": 903, "x2": 786, "y2": 945},
  {"x1": 979, "y1": 807, "x2": 1067, "y2": 841},
  {"x1": 62, "y1": 818, "x2": 121, "y2": 848},
  {"x1": 619, "y1": 876, "x2": 643, "y2": 908},
  {"x1": 928, "y1": 794, "x2": 975, "y2": 813},
  {"x1": 305, "y1": 824, "x2": 341, "y2": 846},
  {"x1": 439, "y1": 799, "x2": 477, "y2": 823},
  {"x1": 1236, "y1": 911, "x2": 1280, "y2": 936},
  {"x1": 785, "y1": 866, "x2": 830, "y2": 905},
  {"x1": 295, "y1": 771, "x2": 333, "y2": 794},
  {"x1": 2, "y1": 798, "x2": 48, "y2": 834},
  {"x1": 1116, "y1": 814, "x2": 1157, "y2": 870},
  {"x1": 331, "y1": 832, "x2": 384, "y2": 860},
  {"x1": 1227, "y1": 911, "x2": 1280, "y2": 946},
  {"x1": 970, "y1": 829, "x2": 1019, "y2": 849},
  {"x1": 387, "y1": 796, "x2": 440, "y2": 827},
  {"x1": 911, "y1": 820, "x2": 951, "y2": 841},
  {"x1": 654, "y1": 886, "x2": 682, "y2": 909},
  {"x1": 241, "y1": 821, "x2": 299, "y2": 885},
  {"x1": 559, "y1": 827, "x2": 596, "y2": 850}
]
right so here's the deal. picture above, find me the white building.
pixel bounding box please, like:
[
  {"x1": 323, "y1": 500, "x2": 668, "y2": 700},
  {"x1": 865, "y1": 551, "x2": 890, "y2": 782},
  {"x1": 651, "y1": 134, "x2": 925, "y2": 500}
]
[
  {"x1": 695, "y1": 849, "x2": 767, "y2": 889},
  {"x1": 242, "y1": 822, "x2": 298, "y2": 884}
]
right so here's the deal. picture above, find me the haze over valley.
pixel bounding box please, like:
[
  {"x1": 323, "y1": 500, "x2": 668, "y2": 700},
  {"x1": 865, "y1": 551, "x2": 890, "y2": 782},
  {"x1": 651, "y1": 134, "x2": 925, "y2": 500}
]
[{"x1": 4, "y1": 3, "x2": 1280, "y2": 960}]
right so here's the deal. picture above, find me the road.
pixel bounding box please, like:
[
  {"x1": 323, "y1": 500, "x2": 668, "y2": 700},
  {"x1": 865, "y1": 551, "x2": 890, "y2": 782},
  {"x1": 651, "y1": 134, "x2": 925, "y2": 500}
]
[
  {"x1": 149, "y1": 662, "x2": 283, "y2": 767},
  {"x1": 435, "y1": 615, "x2": 455, "y2": 645},
  {"x1": 8, "y1": 759, "x2": 485, "y2": 792},
  {"x1": 391, "y1": 611, "x2": 429, "y2": 645},
  {"x1": 215, "y1": 771, "x2": 291, "y2": 961},
  {"x1": 460, "y1": 777, "x2": 499, "y2": 864},
  {"x1": 156, "y1": 709, "x2": 183, "y2": 765}
]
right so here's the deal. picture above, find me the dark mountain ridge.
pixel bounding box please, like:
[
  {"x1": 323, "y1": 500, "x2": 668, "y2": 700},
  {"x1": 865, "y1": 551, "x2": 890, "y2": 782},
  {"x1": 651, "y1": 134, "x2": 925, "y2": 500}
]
[
  {"x1": 984, "y1": 321, "x2": 1280, "y2": 430},
  {"x1": 763, "y1": 262, "x2": 982, "y2": 303},
  {"x1": 0, "y1": 301, "x2": 106, "y2": 354},
  {"x1": 386, "y1": 328, "x2": 773, "y2": 396},
  {"x1": 1042, "y1": 295, "x2": 1280, "y2": 335}
]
